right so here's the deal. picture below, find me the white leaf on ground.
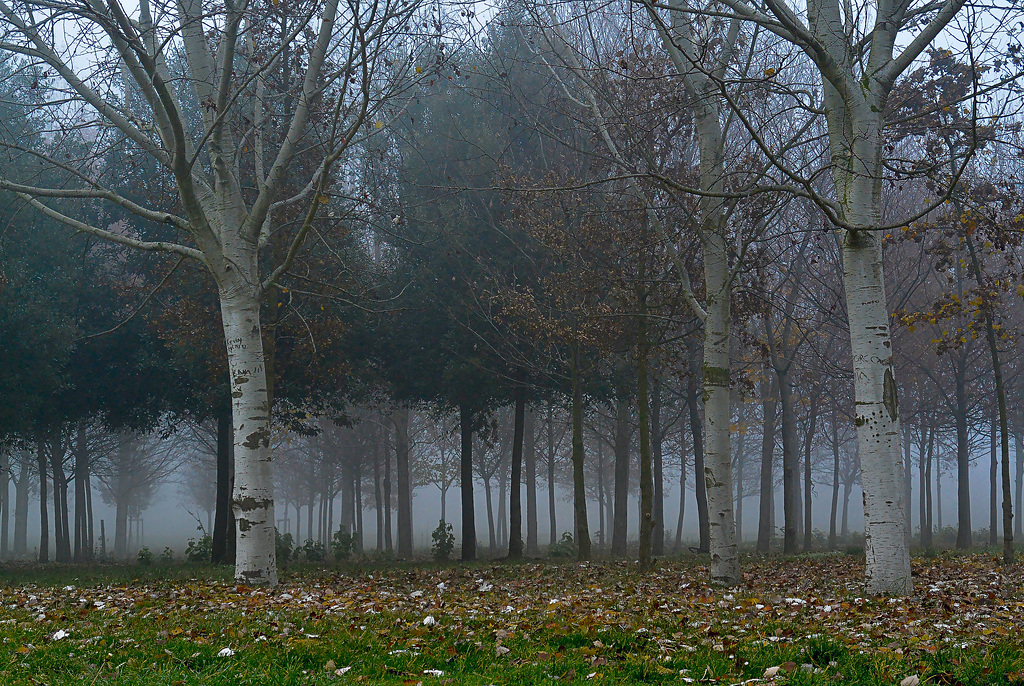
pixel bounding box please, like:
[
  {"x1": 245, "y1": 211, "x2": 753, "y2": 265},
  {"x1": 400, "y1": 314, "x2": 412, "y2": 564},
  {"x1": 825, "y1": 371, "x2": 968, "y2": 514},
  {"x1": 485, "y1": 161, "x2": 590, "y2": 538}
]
[
  {"x1": 217, "y1": 647, "x2": 235, "y2": 657},
  {"x1": 900, "y1": 677, "x2": 921, "y2": 686},
  {"x1": 422, "y1": 615, "x2": 436, "y2": 626}
]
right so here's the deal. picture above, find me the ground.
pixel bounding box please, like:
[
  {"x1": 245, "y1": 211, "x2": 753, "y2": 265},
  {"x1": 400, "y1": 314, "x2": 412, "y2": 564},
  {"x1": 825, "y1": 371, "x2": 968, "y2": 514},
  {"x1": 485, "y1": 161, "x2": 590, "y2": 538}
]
[{"x1": 1, "y1": 553, "x2": 1023, "y2": 685}]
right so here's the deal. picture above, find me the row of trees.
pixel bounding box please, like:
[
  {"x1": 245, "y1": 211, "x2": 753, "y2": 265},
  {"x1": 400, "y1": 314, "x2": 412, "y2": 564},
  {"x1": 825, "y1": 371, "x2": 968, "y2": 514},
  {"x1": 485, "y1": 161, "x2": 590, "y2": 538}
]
[{"x1": 2, "y1": 0, "x2": 1022, "y2": 594}]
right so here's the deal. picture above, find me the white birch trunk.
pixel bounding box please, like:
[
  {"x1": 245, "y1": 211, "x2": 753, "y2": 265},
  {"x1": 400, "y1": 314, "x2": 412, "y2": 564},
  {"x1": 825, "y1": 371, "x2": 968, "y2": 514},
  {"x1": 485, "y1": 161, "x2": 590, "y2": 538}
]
[
  {"x1": 219, "y1": 276, "x2": 277, "y2": 586},
  {"x1": 834, "y1": 108, "x2": 911, "y2": 595}
]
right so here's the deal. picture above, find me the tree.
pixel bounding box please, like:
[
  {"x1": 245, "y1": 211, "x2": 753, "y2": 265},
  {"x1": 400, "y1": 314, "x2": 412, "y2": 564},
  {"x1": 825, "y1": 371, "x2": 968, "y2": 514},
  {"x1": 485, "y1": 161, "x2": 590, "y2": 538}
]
[{"x1": 0, "y1": 0, "x2": 419, "y2": 583}]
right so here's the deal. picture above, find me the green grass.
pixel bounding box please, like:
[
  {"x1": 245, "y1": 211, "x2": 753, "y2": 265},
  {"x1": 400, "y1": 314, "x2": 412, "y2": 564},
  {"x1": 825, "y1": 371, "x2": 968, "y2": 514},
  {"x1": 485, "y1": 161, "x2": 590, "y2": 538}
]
[{"x1": 1, "y1": 556, "x2": 1023, "y2": 684}]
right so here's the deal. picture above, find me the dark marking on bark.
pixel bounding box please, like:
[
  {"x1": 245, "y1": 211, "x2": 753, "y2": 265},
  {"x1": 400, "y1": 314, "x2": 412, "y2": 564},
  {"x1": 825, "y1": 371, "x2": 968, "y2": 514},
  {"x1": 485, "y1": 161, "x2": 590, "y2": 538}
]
[
  {"x1": 236, "y1": 495, "x2": 273, "y2": 512},
  {"x1": 232, "y1": 391, "x2": 243, "y2": 398},
  {"x1": 883, "y1": 368, "x2": 898, "y2": 421},
  {"x1": 703, "y1": 364, "x2": 730, "y2": 388},
  {"x1": 242, "y1": 427, "x2": 271, "y2": 450}
]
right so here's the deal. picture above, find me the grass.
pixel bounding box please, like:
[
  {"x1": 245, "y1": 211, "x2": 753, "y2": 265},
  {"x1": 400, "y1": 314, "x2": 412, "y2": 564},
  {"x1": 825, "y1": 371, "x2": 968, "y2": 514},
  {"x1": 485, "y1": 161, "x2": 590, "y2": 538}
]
[{"x1": 1, "y1": 554, "x2": 1023, "y2": 684}]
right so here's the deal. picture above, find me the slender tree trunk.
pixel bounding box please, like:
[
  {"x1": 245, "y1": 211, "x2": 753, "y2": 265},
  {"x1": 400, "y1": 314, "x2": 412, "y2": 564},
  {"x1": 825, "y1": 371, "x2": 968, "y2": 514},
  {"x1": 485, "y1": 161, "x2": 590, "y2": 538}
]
[
  {"x1": 525, "y1": 408, "x2": 538, "y2": 556},
  {"x1": 37, "y1": 438, "x2": 49, "y2": 564},
  {"x1": 483, "y1": 468, "x2": 496, "y2": 553},
  {"x1": 460, "y1": 404, "x2": 477, "y2": 561},
  {"x1": 954, "y1": 358, "x2": 971, "y2": 548},
  {"x1": 990, "y1": 412, "x2": 998, "y2": 546},
  {"x1": 964, "y1": 211, "x2": 1012, "y2": 560},
  {"x1": 687, "y1": 366, "x2": 710, "y2": 551},
  {"x1": 14, "y1": 457, "x2": 29, "y2": 556},
  {"x1": 1015, "y1": 431, "x2": 1023, "y2": 540},
  {"x1": 778, "y1": 366, "x2": 800, "y2": 554},
  {"x1": 373, "y1": 438, "x2": 384, "y2": 551},
  {"x1": 85, "y1": 472, "x2": 94, "y2": 561},
  {"x1": 597, "y1": 441, "x2": 606, "y2": 548},
  {"x1": 802, "y1": 394, "x2": 819, "y2": 552},
  {"x1": 652, "y1": 376, "x2": 665, "y2": 556},
  {"x1": 758, "y1": 375, "x2": 777, "y2": 553},
  {"x1": 674, "y1": 432, "x2": 686, "y2": 552},
  {"x1": 213, "y1": 404, "x2": 234, "y2": 564},
  {"x1": 497, "y1": 450, "x2": 508, "y2": 549},
  {"x1": 829, "y1": 407, "x2": 841, "y2": 551},
  {"x1": 922, "y1": 421, "x2": 935, "y2": 551},
  {"x1": 638, "y1": 341, "x2": 655, "y2": 571},
  {"x1": 394, "y1": 408, "x2": 413, "y2": 557},
  {"x1": 0, "y1": 450, "x2": 8, "y2": 559},
  {"x1": 571, "y1": 355, "x2": 592, "y2": 560},
  {"x1": 383, "y1": 437, "x2": 393, "y2": 552},
  {"x1": 936, "y1": 459, "x2": 943, "y2": 531},
  {"x1": 73, "y1": 424, "x2": 88, "y2": 562},
  {"x1": 611, "y1": 397, "x2": 630, "y2": 557},
  {"x1": 509, "y1": 393, "x2": 525, "y2": 559},
  {"x1": 547, "y1": 403, "x2": 557, "y2": 545}
]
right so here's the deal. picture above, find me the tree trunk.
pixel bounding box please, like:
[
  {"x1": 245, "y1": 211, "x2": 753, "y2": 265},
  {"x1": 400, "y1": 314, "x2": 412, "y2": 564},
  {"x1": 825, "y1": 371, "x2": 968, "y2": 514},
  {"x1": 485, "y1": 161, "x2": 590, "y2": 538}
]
[
  {"x1": 990, "y1": 412, "x2": 998, "y2": 546},
  {"x1": 484, "y1": 469, "x2": 496, "y2": 553},
  {"x1": 373, "y1": 438, "x2": 384, "y2": 551},
  {"x1": 497, "y1": 449, "x2": 508, "y2": 549},
  {"x1": 571, "y1": 355, "x2": 592, "y2": 560},
  {"x1": 37, "y1": 438, "x2": 49, "y2": 564},
  {"x1": 383, "y1": 437, "x2": 393, "y2": 552},
  {"x1": 841, "y1": 221, "x2": 911, "y2": 593},
  {"x1": 757, "y1": 375, "x2": 777, "y2": 553},
  {"x1": 734, "y1": 401, "x2": 747, "y2": 543},
  {"x1": 802, "y1": 393, "x2": 819, "y2": 553},
  {"x1": 73, "y1": 424, "x2": 88, "y2": 562},
  {"x1": 652, "y1": 376, "x2": 665, "y2": 556},
  {"x1": 0, "y1": 450, "x2": 8, "y2": 559},
  {"x1": 509, "y1": 392, "x2": 525, "y2": 559},
  {"x1": 778, "y1": 366, "x2": 800, "y2": 554},
  {"x1": 394, "y1": 408, "x2": 413, "y2": 557},
  {"x1": 921, "y1": 420, "x2": 935, "y2": 551},
  {"x1": 525, "y1": 408, "x2": 538, "y2": 556},
  {"x1": 547, "y1": 403, "x2": 557, "y2": 546},
  {"x1": 460, "y1": 404, "x2": 477, "y2": 561},
  {"x1": 687, "y1": 366, "x2": 709, "y2": 551},
  {"x1": 611, "y1": 397, "x2": 630, "y2": 557},
  {"x1": 829, "y1": 407, "x2": 841, "y2": 551},
  {"x1": 597, "y1": 441, "x2": 606, "y2": 548},
  {"x1": 14, "y1": 457, "x2": 29, "y2": 556},
  {"x1": 1015, "y1": 431, "x2": 1023, "y2": 540},
  {"x1": 219, "y1": 285, "x2": 277, "y2": 585},
  {"x1": 637, "y1": 343, "x2": 655, "y2": 572},
  {"x1": 954, "y1": 357, "x2": 971, "y2": 548},
  {"x1": 212, "y1": 404, "x2": 235, "y2": 564},
  {"x1": 674, "y1": 430, "x2": 686, "y2": 552}
]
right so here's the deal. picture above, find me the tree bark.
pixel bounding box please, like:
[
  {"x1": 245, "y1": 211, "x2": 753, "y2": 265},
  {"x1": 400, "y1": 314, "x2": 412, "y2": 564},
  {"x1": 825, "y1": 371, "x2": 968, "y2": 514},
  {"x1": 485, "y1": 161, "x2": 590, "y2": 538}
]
[
  {"x1": 802, "y1": 393, "x2": 819, "y2": 552},
  {"x1": 1015, "y1": 431, "x2": 1023, "y2": 540},
  {"x1": 509, "y1": 392, "x2": 525, "y2": 559},
  {"x1": 687, "y1": 365, "x2": 710, "y2": 551},
  {"x1": 829, "y1": 405, "x2": 841, "y2": 551},
  {"x1": 778, "y1": 366, "x2": 800, "y2": 554},
  {"x1": 213, "y1": 403, "x2": 234, "y2": 564},
  {"x1": 394, "y1": 408, "x2": 413, "y2": 557},
  {"x1": 954, "y1": 354, "x2": 971, "y2": 548},
  {"x1": 219, "y1": 285, "x2": 276, "y2": 585},
  {"x1": 0, "y1": 450, "x2": 8, "y2": 559},
  {"x1": 73, "y1": 423, "x2": 89, "y2": 562},
  {"x1": 637, "y1": 343, "x2": 655, "y2": 571},
  {"x1": 524, "y1": 408, "x2": 538, "y2": 556},
  {"x1": 13, "y1": 456, "x2": 29, "y2": 556},
  {"x1": 460, "y1": 404, "x2": 477, "y2": 561},
  {"x1": 611, "y1": 397, "x2": 630, "y2": 557},
  {"x1": 757, "y1": 374, "x2": 778, "y2": 553},
  {"x1": 571, "y1": 355, "x2": 592, "y2": 560},
  {"x1": 652, "y1": 376, "x2": 665, "y2": 556},
  {"x1": 547, "y1": 403, "x2": 557, "y2": 546},
  {"x1": 383, "y1": 437, "x2": 393, "y2": 552},
  {"x1": 37, "y1": 438, "x2": 49, "y2": 563}
]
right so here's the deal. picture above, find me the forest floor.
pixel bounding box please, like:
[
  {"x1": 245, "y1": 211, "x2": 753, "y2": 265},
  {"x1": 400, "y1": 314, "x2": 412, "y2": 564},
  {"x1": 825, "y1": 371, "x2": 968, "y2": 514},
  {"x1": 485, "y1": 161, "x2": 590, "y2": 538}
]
[{"x1": 1, "y1": 552, "x2": 1023, "y2": 685}]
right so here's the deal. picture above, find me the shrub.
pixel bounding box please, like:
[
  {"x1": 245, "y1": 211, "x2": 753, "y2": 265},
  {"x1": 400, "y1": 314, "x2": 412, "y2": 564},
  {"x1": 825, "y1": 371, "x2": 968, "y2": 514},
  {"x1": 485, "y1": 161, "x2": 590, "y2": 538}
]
[
  {"x1": 137, "y1": 547, "x2": 153, "y2": 566},
  {"x1": 276, "y1": 530, "x2": 294, "y2": 565},
  {"x1": 160, "y1": 547, "x2": 175, "y2": 565},
  {"x1": 299, "y1": 539, "x2": 325, "y2": 562},
  {"x1": 331, "y1": 526, "x2": 359, "y2": 560},
  {"x1": 431, "y1": 520, "x2": 455, "y2": 562},
  {"x1": 185, "y1": 535, "x2": 213, "y2": 563},
  {"x1": 547, "y1": 532, "x2": 577, "y2": 559}
]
